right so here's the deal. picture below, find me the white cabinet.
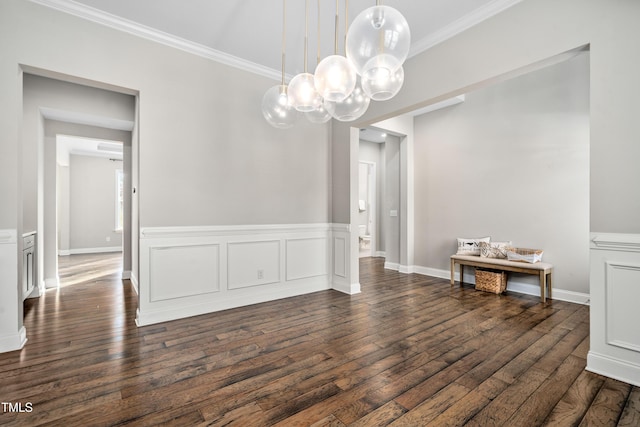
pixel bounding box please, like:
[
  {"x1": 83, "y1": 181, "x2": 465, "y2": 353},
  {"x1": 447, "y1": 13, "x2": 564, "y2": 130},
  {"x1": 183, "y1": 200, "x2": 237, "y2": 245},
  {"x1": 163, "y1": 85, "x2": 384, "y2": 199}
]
[{"x1": 22, "y1": 232, "x2": 35, "y2": 300}]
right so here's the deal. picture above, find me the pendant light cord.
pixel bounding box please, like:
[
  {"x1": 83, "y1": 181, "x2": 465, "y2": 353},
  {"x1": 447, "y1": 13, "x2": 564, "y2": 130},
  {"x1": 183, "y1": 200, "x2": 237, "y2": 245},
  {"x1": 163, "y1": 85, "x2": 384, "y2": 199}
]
[
  {"x1": 281, "y1": 0, "x2": 287, "y2": 86},
  {"x1": 334, "y1": 0, "x2": 339, "y2": 54},
  {"x1": 317, "y1": 0, "x2": 321, "y2": 66},
  {"x1": 303, "y1": 0, "x2": 309, "y2": 73}
]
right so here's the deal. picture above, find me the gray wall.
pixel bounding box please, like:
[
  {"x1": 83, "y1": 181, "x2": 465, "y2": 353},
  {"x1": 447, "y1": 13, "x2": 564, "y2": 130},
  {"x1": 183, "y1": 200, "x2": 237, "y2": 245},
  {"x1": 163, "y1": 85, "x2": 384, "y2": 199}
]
[
  {"x1": 4, "y1": 0, "x2": 330, "y2": 231},
  {"x1": 348, "y1": 0, "x2": 640, "y2": 236},
  {"x1": 414, "y1": 52, "x2": 590, "y2": 293},
  {"x1": 68, "y1": 155, "x2": 123, "y2": 251}
]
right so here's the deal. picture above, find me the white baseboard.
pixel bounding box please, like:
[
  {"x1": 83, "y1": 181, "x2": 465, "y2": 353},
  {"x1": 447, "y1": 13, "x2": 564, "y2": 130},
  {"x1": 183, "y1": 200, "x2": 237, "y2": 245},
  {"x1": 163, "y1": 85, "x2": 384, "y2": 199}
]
[
  {"x1": 121, "y1": 270, "x2": 131, "y2": 280},
  {"x1": 412, "y1": 265, "x2": 590, "y2": 305},
  {"x1": 129, "y1": 272, "x2": 139, "y2": 295},
  {"x1": 62, "y1": 247, "x2": 122, "y2": 255},
  {"x1": 333, "y1": 281, "x2": 361, "y2": 295},
  {"x1": 136, "y1": 280, "x2": 331, "y2": 326},
  {"x1": 587, "y1": 351, "x2": 640, "y2": 387},
  {"x1": 0, "y1": 326, "x2": 27, "y2": 353},
  {"x1": 374, "y1": 251, "x2": 386, "y2": 258},
  {"x1": 44, "y1": 277, "x2": 59, "y2": 289}
]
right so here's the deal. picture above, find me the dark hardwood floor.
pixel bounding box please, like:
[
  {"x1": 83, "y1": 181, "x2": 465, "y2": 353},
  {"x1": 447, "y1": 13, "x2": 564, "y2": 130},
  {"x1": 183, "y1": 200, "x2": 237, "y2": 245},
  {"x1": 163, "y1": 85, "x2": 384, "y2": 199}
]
[{"x1": 1, "y1": 254, "x2": 638, "y2": 426}]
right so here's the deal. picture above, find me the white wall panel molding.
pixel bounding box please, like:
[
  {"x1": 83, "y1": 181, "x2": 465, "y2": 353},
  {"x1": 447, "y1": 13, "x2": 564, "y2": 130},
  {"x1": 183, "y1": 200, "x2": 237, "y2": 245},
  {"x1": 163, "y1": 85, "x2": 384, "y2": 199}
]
[
  {"x1": 285, "y1": 237, "x2": 328, "y2": 282},
  {"x1": 588, "y1": 232, "x2": 640, "y2": 387},
  {"x1": 605, "y1": 261, "x2": 640, "y2": 353},
  {"x1": 331, "y1": 225, "x2": 359, "y2": 295},
  {"x1": 228, "y1": 240, "x2": 280, "y2": 290},
  {"x1": 137, "y1": 224, "x2": 334, "y2": 326},
  {"x1": 150, "y1": 244, "x2": 220, "y2": 302}
]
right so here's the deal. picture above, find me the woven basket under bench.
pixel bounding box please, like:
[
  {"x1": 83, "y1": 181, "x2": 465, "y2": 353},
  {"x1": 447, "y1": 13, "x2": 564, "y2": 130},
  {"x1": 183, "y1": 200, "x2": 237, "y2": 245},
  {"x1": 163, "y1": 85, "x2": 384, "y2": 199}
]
[{"x1": 475, "y1": 269, "x2": 507, "y2": 294}]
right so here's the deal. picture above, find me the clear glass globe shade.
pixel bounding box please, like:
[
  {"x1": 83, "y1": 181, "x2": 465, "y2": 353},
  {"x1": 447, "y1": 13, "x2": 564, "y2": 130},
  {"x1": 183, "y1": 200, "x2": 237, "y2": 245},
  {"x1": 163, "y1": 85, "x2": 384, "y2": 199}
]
[
  {"x1": 261, "y1": 85, "x2": 298, "y2": 129},
  {"x1": 314, "y1": 55, "x2": 357, "y2": 102},
  {"x1": 306, "y1": 103, "x2": 332, "y2": 124},
  {"x1": 288, "y1": 73, "x2": 322, "y2": 112},
  {"x1": 362, "y1": 65, "x2": 404, "y2": 101},
  {"x1": 346, "y1": 5, "x2": 411, "y2": 77},
  {"x1": 324, "y1": 78, "x2": 370, "y2": 122}
]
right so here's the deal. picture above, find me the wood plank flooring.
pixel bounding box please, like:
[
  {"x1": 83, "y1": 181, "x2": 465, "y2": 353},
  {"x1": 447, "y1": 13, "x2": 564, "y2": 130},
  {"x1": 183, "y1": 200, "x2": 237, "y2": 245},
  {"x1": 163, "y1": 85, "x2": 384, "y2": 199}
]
[{"x1": 1, "y1": 254, "x2": 638, "y2": 426}]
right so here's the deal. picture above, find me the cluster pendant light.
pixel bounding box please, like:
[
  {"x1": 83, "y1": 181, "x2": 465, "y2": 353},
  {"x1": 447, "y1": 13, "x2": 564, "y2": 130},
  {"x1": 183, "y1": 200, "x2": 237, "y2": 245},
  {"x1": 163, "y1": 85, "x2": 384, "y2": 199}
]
[
  {"x1": 263, "y1": 0, "x2": 410, "y2": 128},
  {"x1": 261, "y1": 0, "x2": 298, "y2": 129}
]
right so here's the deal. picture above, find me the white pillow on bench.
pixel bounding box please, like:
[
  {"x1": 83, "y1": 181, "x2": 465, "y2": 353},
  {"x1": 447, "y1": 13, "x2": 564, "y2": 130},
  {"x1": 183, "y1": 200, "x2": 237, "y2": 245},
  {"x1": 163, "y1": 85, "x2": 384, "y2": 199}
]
[
  {"x1": 456, "y1": 236, "x2": 491, "y2": 256},
  {"x1": 479, "y1": 241, "x2": 513, "y2": 259}
]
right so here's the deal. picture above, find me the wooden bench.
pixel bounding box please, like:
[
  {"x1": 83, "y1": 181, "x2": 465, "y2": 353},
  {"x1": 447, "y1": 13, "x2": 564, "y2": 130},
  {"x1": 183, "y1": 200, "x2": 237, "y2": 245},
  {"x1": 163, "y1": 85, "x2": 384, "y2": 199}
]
[{"x1": 450, "y1": 254, "x2": 553, "y2": 302}]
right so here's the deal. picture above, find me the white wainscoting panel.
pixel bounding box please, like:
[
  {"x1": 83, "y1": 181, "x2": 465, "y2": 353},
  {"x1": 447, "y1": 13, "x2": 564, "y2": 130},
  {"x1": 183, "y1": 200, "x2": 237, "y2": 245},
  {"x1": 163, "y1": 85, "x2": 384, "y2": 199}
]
[
  {"x1": 286, "y1": 237, "x2": 327, "y2": 281},
  {"x1": 228, "y1": 240, "x2": 280, "y2": 289},
  {"x1": 150, "y1": 244, "x2": 220, "y2": 302},
  {"x1": 605, "y1": 261, "x2": 640, "y2": 352},
  {"x1": 588, "y1": 232, "x2": 640, "y2": 387},
  {"x1": 137, "y1": 224, "x2": 334, "y2": 326},
  {"x1": 331, "y1": 224, "x2": 359, "y2": 294}
]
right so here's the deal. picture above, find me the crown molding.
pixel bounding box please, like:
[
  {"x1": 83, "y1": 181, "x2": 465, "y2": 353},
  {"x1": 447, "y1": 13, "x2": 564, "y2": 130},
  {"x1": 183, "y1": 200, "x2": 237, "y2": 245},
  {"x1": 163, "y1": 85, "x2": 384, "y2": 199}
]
[
  {"x1": 409, "y1": 0, "x2": 524, "y2": 58},
  {"x1": 28, "y1": 0, "x2": 283, "y2": 82},
  {"x1": 30, "y1": 0, "x2": 521, "y2": 81}
]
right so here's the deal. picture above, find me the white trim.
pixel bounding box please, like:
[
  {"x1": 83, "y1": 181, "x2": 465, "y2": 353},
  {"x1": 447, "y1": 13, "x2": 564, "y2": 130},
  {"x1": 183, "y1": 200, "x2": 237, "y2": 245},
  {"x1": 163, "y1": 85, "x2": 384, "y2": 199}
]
[
  {"x1": 591, "y1": 232, "x2": 640, "y2": 252},
  {"x1": 374, "y1": 251, "x2": 386, "y2": 258},
  {"x1": 0, "y1": 327, "x2": 27, "y2": 353},
  {"x1": 413, "y1": 265, "x2": 590, "y2": 305},
  {"x1": 332, "y1": 281, "x2": 361, "y2": 295},
  {"x1": 29, "y1": 0, "x2": 522, "y2": 82},
  {"x1": 44, "y1": 277, "x2": 60, "y2": 288},
  {"x1": 130, "y1": 272, "x2": 139, "y2": 295},
  {"x1": 141, "y1": 223, "x2": 334, "y2": 239},
  {"x1": 28, "y1": 0, "x2": 283, "y2": 82},
  {"x1": 64, "y1": 246, "x2": 123, "y2": 255},
  {"x1": 409, "y1": 0, "x2": 524, "y2": 57},
  {"x1": 121, "y1": 270, "x2": 131, "y2": 280},
  {"x1": 587, "y1": 351, "x2": 640, "y2": 388}
]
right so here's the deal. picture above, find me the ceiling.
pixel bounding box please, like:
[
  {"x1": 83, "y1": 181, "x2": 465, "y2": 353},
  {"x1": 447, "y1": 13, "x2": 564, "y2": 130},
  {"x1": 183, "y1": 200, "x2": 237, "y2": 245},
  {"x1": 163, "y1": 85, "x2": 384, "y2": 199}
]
[{"x1": 36, "y1": 0, "x2": 522, "y2": 81}]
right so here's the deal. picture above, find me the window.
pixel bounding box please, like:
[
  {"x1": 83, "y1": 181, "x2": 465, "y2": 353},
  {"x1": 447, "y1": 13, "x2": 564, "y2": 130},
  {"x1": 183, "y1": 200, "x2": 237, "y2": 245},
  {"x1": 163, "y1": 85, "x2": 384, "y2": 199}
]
[{"x1": 116, "y1": 169, "x2": 124, "y2": 231}]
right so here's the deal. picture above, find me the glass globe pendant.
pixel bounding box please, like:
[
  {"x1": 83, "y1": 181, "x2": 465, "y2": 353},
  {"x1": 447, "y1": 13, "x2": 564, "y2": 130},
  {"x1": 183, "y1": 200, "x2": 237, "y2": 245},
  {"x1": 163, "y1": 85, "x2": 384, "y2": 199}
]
[
  {"x1": 346, "y1": 5, "x2": 411, "y2": 80},
  {"x1": 262, "y1": 84, "x2": 298, "y2": 129},
  {"x1": 324, "y1": 77, "x2": 370, "y2": 122},
  {"x1": 288, "y1": 0, "x2": 322, "y2": 112},
  {"x1": 314, "y1": 0, "x2": 356, "y2": 102},
  {"x1": 306, "y1": 103, "x2": 332, "y2": 123},
  {"x1": 289, "y1": 73, "x2": 322, "y2": 112},
  {"x1": 361, "y1": 65, "x2": 404, "y2": 101},
  {"x1": 262, "y1": 0, "x2": 297, "y2": 129},
  {"x1": 314, "y1": 55, "x2": 356, "y2": 102}
]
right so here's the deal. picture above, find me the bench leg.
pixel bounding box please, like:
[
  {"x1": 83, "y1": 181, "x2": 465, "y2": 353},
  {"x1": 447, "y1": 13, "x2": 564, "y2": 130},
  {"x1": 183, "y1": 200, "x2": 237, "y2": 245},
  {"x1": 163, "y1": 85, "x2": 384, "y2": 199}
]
[
  {"x1": 539, "y1": 270, "x2": 546, "y2": 303},
  {"x1": 547, "y1": 271, "x2": 552, "y2": 300},
  {"x1": 450, "y1": 259, "x2": 455, "y2": 286}
]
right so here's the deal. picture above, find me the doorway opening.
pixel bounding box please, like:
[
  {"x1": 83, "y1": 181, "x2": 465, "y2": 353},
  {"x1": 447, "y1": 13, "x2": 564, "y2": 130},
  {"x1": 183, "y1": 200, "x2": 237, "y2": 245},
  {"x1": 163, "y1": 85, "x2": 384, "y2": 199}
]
[{"x1": 21, "y1": 71, "x2": 138, "y2": 304}]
